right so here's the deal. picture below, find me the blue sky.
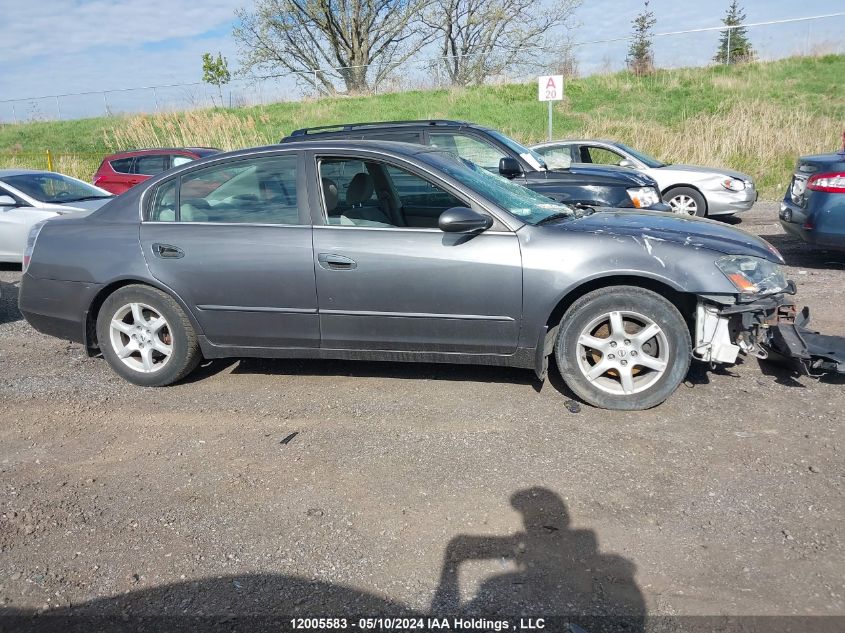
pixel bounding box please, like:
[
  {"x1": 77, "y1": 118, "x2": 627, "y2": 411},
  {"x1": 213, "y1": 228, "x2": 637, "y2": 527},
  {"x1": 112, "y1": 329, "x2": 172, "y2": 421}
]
[{"x1": 0, "y1": 0, "x2": 842, "y2": 121}]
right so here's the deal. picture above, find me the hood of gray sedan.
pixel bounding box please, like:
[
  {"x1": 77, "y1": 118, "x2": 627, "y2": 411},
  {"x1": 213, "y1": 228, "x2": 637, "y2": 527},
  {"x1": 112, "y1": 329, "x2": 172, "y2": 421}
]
[
  {"x1": 558, "y1": 209, "x2": 782, "y2": 261},
  {"x1": 656, "y1": 164, "x2": 751, "y2": 181}
]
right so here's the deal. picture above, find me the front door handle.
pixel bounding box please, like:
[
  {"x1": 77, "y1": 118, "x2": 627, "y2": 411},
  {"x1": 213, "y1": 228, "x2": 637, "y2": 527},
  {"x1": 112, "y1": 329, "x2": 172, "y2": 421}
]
[
  {"x1": 153, "y1": 243, "x2": 184, "y2": 259},
  {"x1": 317, "y1": 253, "x2": 357, "y2": 270}
]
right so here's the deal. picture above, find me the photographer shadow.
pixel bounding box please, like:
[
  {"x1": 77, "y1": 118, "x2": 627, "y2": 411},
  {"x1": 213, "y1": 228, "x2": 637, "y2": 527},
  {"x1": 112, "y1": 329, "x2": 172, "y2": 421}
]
[{"x1": 0, "y1": 488, "x2": 643, "y2": 633}]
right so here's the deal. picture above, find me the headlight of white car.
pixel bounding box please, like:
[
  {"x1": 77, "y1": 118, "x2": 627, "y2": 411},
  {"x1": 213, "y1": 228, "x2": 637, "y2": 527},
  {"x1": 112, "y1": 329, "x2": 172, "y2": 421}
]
[
  {"x1": 721, "y1": 178, "x2": 746, "y2": 192},
  {"x1": 716, "y1": 255, "x2": 787, "y2": 295},
  {"x1": 627, "y1": 186, "x2": 660, "y2": 208}
]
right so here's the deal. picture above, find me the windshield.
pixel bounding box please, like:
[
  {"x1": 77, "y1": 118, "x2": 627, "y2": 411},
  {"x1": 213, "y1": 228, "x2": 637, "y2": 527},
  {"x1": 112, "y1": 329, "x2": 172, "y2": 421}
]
[
  {"x1": 420, "y1": 150, "x2": 574, "y2": 225},
  {"x1": 2, "y1": 173, "x2": 111, "y2": 203},
  {"x1": 615, "y1": 143, "x2": 665, "y2": 168},
  {"x1": 485, "y1": 129, "x2": 548, "y2": 171}
]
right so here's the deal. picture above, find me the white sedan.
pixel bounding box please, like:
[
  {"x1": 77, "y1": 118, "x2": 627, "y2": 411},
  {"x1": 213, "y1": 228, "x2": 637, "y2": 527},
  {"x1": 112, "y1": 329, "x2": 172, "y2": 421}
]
[
  {"x1": 530, "y1": 140, "x2": 757, "y2": 217},
  {"x1": 0, "y1": 169, "x2": 113, "y2": 263}
]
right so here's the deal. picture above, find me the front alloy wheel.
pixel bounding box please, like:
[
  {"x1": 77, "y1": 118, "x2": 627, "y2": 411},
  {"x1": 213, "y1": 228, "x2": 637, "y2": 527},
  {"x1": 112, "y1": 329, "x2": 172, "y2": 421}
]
[{"x1": 556, "y1": 286, "x2": 692, "y2": 410}]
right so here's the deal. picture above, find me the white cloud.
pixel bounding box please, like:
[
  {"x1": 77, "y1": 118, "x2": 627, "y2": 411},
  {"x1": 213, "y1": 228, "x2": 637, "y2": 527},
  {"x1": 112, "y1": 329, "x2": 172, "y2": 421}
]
[{"x1": 0, "y1": 0, "x2": 244, "y2": 63}]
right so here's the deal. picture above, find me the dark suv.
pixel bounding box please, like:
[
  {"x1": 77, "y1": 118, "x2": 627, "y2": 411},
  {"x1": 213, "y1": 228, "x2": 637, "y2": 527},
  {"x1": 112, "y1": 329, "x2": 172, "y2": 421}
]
[{"x1": 280, "y1": 120, "x2": 669, "y2": 211}]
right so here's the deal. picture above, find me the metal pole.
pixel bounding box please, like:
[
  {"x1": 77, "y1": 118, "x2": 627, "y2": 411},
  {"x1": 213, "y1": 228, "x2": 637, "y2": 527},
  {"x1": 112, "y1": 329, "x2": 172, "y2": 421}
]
[
  {"x1": 11, "y1": 103, "x2": 17, "y2": 124},
  {"x1": 102, "y1": 92, "x2": 109, "y2": 116},
  {"x1": 726, "y1": 28, "x2": 732, "y2": 65},
  {"x1": 547, "y1": 100, "x2": 552, "y2": 141},
  {"x1": 153, "y1": 87, "x2": 160, "y2": 112},
  {"x1": 55, "y1": 96, "x2": 61, "y2": 120}
]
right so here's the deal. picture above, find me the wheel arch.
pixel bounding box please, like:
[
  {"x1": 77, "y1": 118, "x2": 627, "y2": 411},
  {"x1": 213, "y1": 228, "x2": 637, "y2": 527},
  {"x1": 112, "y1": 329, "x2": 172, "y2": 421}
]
[
  {"x1": 661, "y1": 183, "x2": 708, "y2": 214},
  {"x1": 534, "y1": 274, "x2": 697, "y2": 378},
  {"x1": 84, "y1": 277, "x2": 203, "y2": 353}
]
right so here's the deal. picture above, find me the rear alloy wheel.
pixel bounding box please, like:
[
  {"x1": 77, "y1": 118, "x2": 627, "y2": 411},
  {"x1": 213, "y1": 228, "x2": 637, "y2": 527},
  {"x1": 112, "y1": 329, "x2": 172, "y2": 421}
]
[
  {"x1": 97, "y1": 285, "x2": 201, "y2": 386},
  {"x1": 555, "y1": 286, "x2": 691, "y2": 410},
  {"x1": 666, "y1": 187, "x2": 706, "y2": 217}
]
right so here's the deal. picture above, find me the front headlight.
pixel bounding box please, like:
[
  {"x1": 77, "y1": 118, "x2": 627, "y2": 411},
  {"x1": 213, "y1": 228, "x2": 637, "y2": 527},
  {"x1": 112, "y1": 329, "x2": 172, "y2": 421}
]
[
  {"x1": 721, "y1": 178, "x2": 746, "y2": 192},
  {"x1": 627, "y1": 186, "x2": 660, "y2": 208},
  {"x1": 716, "y1": 255, "x2": 787, "y2": 295}
]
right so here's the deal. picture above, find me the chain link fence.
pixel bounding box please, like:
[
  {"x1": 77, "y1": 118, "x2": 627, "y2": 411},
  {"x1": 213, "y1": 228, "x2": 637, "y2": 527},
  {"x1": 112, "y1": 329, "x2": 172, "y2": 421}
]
[{"x1": 0, "y1": 13, "x2": 842, "y2": 124}]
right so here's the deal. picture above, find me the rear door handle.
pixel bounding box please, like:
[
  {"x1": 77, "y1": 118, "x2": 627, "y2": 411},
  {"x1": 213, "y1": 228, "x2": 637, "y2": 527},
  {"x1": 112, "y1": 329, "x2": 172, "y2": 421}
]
[
  {"x1": 317, "y1": 253, "x2": 357, "y2": 270},
  {"x1": 153, "y1": 243, "x2": 184, "y2": 259}
]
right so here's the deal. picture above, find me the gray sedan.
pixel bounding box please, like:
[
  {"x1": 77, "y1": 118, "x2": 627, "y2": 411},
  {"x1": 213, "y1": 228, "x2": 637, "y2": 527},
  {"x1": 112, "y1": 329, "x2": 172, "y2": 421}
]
[
  {"x1": 530, "y1": 140, "x2": 757, "y2": 217},
  {"x1": 17, "y1": 141, "x2": 841, "y2": 410},
  {"x1": 0, "y1": 169, "x2": 113, "y2": 262}
]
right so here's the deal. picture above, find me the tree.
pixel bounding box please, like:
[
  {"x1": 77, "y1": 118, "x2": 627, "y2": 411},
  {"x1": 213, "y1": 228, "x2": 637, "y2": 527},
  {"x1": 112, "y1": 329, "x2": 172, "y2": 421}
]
[
  {"x1": 202, "y1": 52, "x2": 232, "y2": 107},
  {"x1": 714, "y1": 1, "x2": 755, "y2": 64},
  {"x1": 234, "y1": 0, "x2": 430, "y2": 95},
  {"x1": 626, "y1": 0, "x2": 656, "y2": 76},
  {"x1": 421, "y1": 0, "x2": 580, "y2": 87}
]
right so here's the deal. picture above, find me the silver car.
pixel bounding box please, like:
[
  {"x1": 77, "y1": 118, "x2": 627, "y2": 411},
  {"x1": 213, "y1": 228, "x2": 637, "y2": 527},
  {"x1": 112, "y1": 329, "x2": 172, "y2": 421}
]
[
  {"x1": 0, "y1": 169, "x2": 113, "y2": 263},
  {"x1": 530, "y1": 140, "x2": 757, "y2": 217}
]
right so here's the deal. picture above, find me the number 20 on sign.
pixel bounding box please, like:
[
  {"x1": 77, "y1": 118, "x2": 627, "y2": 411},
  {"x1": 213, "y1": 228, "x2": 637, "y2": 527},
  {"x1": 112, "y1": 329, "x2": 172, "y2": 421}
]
[{"x1": 538, "y1": 74, "x2": 563, "y2": 141}]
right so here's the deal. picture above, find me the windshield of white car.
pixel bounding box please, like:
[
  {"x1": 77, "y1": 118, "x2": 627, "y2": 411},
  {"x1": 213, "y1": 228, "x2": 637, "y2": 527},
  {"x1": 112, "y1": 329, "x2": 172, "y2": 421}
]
[
  {"x1": 420, "y1": 150, "x2": 575, "y2": 225},
  {"x1": 485, "y1": 130, "x2": 548, "y2": 171},
  {"x1": 615, "y1": 143, "x2": 665, "y2": 168},
  {"x1": 2, "y1": 174, "x2": 112, "y2": 204}
]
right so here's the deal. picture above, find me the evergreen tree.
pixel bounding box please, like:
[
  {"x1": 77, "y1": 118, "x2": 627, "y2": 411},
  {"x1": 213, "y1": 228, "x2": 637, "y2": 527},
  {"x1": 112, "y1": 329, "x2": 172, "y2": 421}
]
[
  {"x1": 627, "y1": 1, "x2": 657, "y2": 76},
  {"x1": 714, "y1": 1, "x2": 755, "y2": 64}
]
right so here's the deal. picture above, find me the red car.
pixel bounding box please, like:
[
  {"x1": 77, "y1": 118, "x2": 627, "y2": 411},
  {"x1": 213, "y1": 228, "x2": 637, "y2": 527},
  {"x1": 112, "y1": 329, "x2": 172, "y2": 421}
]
[{"x1": 93, "y1": 147, "x2": 220, "y2": 194}]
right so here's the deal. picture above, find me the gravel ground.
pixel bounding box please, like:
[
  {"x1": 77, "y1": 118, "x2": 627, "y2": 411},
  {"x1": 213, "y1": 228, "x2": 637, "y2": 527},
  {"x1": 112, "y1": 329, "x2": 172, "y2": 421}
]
[{"x1": 0, "y1": 202, "x2": 843, "y2": 630}]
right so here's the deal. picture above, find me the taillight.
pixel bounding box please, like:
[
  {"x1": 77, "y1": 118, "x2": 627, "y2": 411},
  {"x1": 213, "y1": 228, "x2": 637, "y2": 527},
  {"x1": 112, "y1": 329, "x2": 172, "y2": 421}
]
[
  {"x1": 807, "y1": 172, "x2": 845, "y2": 193},
  {"x1": 22, "y1": 220, "x2": 47, "y2": 272}
]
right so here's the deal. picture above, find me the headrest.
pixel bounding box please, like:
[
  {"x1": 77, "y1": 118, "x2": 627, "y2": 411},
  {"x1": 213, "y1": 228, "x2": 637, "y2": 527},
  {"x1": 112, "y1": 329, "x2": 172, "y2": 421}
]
[
  {"x1": 346, "y1": 172, "x2": 374, "y2": 205},
  {"x1": 321, "y1": 178, "x2": 338, "y2": 213}
]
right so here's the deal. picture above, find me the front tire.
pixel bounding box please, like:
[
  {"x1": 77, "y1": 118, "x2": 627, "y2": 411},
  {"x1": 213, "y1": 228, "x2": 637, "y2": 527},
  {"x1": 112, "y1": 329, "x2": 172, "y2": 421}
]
[
  {"x1": 666, "y1": 186, "x2": 706, "y2": 217},
  {"x1": 96, "y1": 284, "x2": 201, "y2": 386},
  {"x1": 555, "y1": 286, "x2": 691, "y2": 410}
]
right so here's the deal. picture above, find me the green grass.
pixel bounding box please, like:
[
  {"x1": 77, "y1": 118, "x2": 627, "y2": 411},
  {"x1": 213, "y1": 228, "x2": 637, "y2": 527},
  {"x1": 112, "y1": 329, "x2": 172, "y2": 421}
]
[{"x1": 1, "y1": 54, "x2": 844, "y2": 199}]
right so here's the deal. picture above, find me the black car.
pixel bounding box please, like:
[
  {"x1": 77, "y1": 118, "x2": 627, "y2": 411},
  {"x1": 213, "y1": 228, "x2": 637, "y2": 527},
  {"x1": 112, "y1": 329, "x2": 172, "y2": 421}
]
[
  {"x1": 280, "y1": 120, "x2": 669, "y2": 211},
  {"x1": 779, "y1": 150, "x2": 845, "y2": 251}
]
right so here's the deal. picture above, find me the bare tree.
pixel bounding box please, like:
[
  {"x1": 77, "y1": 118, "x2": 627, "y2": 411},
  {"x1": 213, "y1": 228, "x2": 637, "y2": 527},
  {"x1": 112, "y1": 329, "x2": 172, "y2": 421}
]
[
  {"x1": 234, "y1": 0, "x2": 430, "y2": 95},
  {"x1": 421, "y1": 0, "x2": 581, "y2": 87}
]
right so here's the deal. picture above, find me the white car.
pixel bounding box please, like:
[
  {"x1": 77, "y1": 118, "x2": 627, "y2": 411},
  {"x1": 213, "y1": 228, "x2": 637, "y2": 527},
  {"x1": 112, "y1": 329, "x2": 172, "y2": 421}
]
[
  {"x1": 0, "y1": 169, "x2": 113, "y2": 263},
  {"x1": 530, "y1": 140, "x2": 757, "y2": 217}
]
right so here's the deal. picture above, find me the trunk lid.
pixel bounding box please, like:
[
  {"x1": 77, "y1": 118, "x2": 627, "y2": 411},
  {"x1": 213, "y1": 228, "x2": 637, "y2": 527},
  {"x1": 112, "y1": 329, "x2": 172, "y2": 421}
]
[{"x1": 788, "y1": 153, "x2": 845, "y2": 208}]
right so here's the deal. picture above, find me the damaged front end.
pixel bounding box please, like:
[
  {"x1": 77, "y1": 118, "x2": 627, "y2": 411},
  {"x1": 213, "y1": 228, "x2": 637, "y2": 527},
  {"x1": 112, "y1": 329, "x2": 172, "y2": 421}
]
[{"x1": 693, "y1": 282, "x2": 845, "y2": 376}]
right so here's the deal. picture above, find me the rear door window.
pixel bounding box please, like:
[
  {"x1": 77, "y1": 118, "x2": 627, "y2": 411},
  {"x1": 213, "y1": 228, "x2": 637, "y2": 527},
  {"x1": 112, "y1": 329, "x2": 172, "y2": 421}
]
[
  {"x1": 149, "y1": 154, "x2": 300, "y2": 224},
  {"x1": 134, "y1": 154, "x2": 170, "y2": 176},
  {"x1": 583, "y1": 146, "x2": 626, "y2": 166}
]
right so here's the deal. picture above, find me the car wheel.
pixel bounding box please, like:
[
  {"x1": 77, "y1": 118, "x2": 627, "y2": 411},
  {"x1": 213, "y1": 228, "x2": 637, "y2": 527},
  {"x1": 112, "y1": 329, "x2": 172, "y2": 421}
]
[
  {"x1": 555, "y1": 286, "x2": 692, "y2": 411},
  {"x1": 96, "y1": 284, "x2": 201, "y2": 387},
  {"x1": 666, "y1": 187, "x2": 706, "y2": 217}
]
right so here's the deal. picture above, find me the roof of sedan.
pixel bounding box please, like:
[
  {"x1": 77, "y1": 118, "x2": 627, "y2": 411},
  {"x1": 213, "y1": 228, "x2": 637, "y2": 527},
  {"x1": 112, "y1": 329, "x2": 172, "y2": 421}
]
[{"x1": 531, "y1": 139, "x2": 618, "y2": 147}]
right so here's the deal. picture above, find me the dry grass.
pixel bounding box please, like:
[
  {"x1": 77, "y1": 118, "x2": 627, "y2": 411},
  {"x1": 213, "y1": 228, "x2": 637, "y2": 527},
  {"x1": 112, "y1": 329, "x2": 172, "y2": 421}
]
[
  {"x1": 103, "y1": 110, "x2": 270, "y2": 152},
  {"x1": 578, "y1": 100, "x2": 839, "y2": 193}
]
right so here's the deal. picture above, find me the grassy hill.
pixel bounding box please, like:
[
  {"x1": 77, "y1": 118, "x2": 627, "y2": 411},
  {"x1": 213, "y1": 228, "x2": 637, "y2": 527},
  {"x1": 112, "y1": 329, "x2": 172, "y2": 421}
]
[{"x1": 1, "y1": 54, "x2": 844, "y2": 200}]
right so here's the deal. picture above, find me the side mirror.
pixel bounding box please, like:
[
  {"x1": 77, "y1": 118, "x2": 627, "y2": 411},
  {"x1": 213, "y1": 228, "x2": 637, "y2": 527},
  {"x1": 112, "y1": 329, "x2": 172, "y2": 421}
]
[
  {"x1": 0, "y1": 194, "x2": 17, "y2": 207},
  {"x1": 618, "y1": 159, "x2": 635, "y2": 168},
  {"x1": 438, "y1": 207, "x2": 493, "y2": 233},
  {"x1": 498, "y1": 156, "x2": 522, "y2": 178}
]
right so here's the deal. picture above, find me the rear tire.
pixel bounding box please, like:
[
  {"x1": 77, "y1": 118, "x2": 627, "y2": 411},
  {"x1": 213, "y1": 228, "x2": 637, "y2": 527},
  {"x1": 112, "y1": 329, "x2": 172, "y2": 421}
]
[
  {"x1": 665, "y1": 186, "x2": 706, "y2": 217},
  {"x1": 96, "y1": 284, "x2": 201, "y2": 387},
  {"x1": 555, "y1": 286, "x2": 691, "y2": 410}
]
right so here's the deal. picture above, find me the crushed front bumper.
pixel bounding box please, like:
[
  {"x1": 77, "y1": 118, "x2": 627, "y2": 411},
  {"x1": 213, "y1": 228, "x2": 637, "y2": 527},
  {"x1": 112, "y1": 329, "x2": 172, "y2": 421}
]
[{"x1": 694, "y1": 284, "x2": 845, "y2": 375}]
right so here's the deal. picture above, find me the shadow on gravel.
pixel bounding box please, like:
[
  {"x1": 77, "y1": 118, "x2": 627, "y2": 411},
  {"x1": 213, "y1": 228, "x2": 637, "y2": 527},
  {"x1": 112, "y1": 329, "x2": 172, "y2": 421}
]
[
  {"x1": 186, "y1": 357, "x2": 548, "y2": 392},
  {"x1": 757, "y1": 233, "x2": 845, "y2": 270},
  {"x1": 0, "y1": 489, "x2": 645, "y2": 633},
  {"x1": 0, "y1": 272, "x2": 22, "y2": 326}
]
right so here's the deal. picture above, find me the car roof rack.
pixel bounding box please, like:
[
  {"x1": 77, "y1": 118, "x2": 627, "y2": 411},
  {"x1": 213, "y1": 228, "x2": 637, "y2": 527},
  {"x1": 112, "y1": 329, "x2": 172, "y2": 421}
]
[{"x1": 287, "y1": 120, "x2": 469, "y2": 137}]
